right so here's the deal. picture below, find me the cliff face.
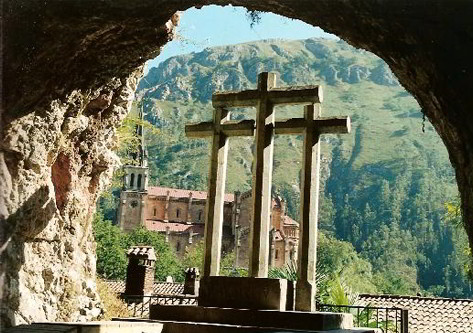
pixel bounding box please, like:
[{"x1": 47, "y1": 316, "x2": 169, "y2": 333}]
[
  {"x1": 1, "y1": 3, "x2": 179, "y2": 326},
  {"x1": 2, "y1": 0, "x2": 473, "y2": 328},
  {"x1": 1, "y1": 69, "x2": 144, "y2": 325}
]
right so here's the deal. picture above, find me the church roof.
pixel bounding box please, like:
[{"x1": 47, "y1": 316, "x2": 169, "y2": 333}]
[
  {"x1": 273, "y1": 230, "x2": 284, "y2": 241},
  {"x1": 146, "y1": 220, "x2": 205, "y2": 234},
  {"x1": 148, "y1": 186, "x2": 235, "y2": 202},
  {"x1": 282, "y1": 215, "x2": 299, "y2": 226},
  {"x1": 358, "y1": 294, "x2": 473, "y2": 333}
]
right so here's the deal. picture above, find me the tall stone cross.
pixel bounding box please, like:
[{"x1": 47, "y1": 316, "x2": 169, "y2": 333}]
[
  {"x1": 186, "y1": 109, "x2": 255, "y2": 277},
  {"x1": 186, "y1": 72, "x2": 350, "y2": 311},
  {"x1": 275, "y1": 104, "x2": 350, "y2": 311}
]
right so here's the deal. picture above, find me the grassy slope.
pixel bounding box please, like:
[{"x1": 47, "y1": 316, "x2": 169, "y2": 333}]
[{"x1": 139, "y1": 37, "x2": 456, "y2": 211}]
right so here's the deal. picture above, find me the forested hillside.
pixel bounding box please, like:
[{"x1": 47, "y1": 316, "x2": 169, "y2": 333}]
[{"x1": 101, "y1": 38, "x2": 472, "y2": 298}]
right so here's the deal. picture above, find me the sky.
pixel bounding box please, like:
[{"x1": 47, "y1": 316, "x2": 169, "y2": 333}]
[{"x1": 145, "y1": 5, "x2": 337, "y2": 71}]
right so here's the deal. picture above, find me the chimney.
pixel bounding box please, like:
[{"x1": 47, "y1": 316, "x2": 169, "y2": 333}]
[
  {"x1": 124, "y1": 246, "x2": 156, "y2": 297},
  {"x1": 183, "y1": 267, "x2": 200, "y2": 295}
]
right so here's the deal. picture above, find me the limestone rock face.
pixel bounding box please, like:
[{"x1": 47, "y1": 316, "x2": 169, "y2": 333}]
[
  {"x1": 2, "y1": 0, "x2": 473, "y2": 328},
  {"x1": 1, "y1": 70, "x2": 143, "y2": 326},
  {"x1": 1, "y1": 3, "x2": 179, "y2": 326}
]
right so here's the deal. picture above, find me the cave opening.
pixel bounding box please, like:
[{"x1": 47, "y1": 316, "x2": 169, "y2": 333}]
[{"x1": 3, "y1": 1, "x2": 473, "y2": 328}]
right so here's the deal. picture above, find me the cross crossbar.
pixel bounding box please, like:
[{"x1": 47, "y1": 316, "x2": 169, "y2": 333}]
[
  {"x1": 212, "y1": 85, "x2": 323, "y2": 108},
  {"x1": 186, "y1": 119, "x2": 255, "y2": 138},
  {"x1": 274, "y1": 116, "x2": 351, "y2": 135}
]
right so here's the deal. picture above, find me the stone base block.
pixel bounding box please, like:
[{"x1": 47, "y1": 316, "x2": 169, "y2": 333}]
[
  {"x1": 149, "y1": 305, "x2": 353, "y2": 331},
  {"x1": 198, "y1": 276, "x2": 288, "y2": 310},
  {"x1": 295, "y1": 279, "x2": 316, "y2": 311}
]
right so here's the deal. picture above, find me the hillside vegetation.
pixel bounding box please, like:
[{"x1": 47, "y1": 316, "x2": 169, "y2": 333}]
[{"x1": 102, "y1": 38, "x2": 472, "y2": 298}]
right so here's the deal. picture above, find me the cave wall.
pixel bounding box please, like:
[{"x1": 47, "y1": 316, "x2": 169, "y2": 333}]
[{"x1": 2, "y1": 0, "x2": 473, "y2": 327}]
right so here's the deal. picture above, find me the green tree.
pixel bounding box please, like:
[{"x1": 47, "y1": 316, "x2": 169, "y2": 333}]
[
  {"x1": 93, "y1": 212, "x2": 128, "y2": 280},
  {"x1": 317, "y1": 231, "x2": 377, "y2": 294},
  {"x1": 362, "y1": 222, "x2": 420, "y2": 294},
  {"x1": 93, "y1": 212, "x2": 185, "y2": 282},
  {"x1": 125, "y1": 227, "x2": 184, "y2": 282}
]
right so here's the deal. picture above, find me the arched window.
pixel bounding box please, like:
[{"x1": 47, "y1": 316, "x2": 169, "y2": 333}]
[
  {"x1": 176, "y1": 208, "x2": 180, "y2": 218},
  {"x1": 198, "y1": 210, "x2": 203, "y2": 222},
  {"x1": 137, "y1": 174, "x2": 142, "y2": 189},
  {"x1": 275, "y1": 249, "x2": 279, "y2": 260},
  {"x1": 129, "y1": 173, "x2": 135, "y2": 188},
  {"x1": 153, "y1": 208, "x2": 157, "y2": 216}
]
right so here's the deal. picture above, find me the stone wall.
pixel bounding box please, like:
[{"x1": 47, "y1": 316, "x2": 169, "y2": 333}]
[
  {"x1": 119, "y1": 192, "x2": 147, "y2": 231},
  {"x1": 145, "y1": 197, "x2": 167, "y2": 221}
]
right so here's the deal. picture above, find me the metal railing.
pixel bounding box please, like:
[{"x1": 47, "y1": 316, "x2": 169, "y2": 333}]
[
  {"x1": 318, "y1": 303, "x2": 408, "y2": 333},
  {"x1": 121, "y1": 294, "x2": 198, "y2": 318},
  {"x1": 120, "y1": 295, "x2": 408, "y2": 333}
]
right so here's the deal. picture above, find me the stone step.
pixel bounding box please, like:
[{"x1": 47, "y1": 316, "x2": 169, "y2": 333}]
[
  {"x1": 149, "y1": 305, "x2": 353, "y2": 331},
  {"x1": 4, "y1": 321, "x2": 163, "y2": 333},
  {"x1": 6, "y1": 320, "x2": 380, "y2": 333},
  {"x1": 114, "y1": 318, "x2": 381, "y2": 333}
]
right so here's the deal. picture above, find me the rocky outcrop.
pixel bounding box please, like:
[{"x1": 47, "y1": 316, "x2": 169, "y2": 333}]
[
  {"x1": 1, "y1": 69, "x2": 144, "y2": 326},
  {"x1": 2, "y1": 0, "x2": 473, "y2": 328},
  {"x1": 1, "y1": 3, "x2": 179, "y2": 326}
]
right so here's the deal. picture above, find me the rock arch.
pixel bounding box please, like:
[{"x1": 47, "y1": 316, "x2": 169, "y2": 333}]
[{"x1": 2, "y1": 0, "x2": 473, "y2": 327}]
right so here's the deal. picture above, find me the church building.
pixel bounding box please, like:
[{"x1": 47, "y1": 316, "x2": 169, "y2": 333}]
[{"x1": 117, "y1": 102, "x2": 299, "y2": 268}]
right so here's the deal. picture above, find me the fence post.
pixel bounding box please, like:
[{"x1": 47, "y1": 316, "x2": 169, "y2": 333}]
[{"x1": 401, "y1": 309, "x2": 408, "y2": 333}]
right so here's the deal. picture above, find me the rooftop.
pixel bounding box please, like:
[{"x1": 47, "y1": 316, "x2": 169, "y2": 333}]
[
  {"x1": 106, "y1": 280, "x2": 184, "y2": 295},
  {"x1": 148, "y1": 186, "x2": 235, "y2": 202},
  {"x1": 145, "y1": 220, "x2": 205, "y2": 234},
  {"x1": 358, "y1": 293, "x2": 473, "y2": 333}
]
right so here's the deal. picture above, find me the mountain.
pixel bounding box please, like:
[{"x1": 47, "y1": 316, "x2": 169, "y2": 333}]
[{"x1": 131, "y1": 38, "x2": 471, "y2": 298}]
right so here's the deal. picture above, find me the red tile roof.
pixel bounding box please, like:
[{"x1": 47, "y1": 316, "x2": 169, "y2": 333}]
[
  {"x1": 126, "y1": 246, "x2": 156, "y2": 260},
  {"x1": 358, "y1": 294, "x2": 473, "y2": 333},
  {"x1": 146, "y1": 220, "x2": 205, "y2": 234},
  {"x1": 106, "y1": 280, "x2": 184, "y2": 295},
  {"x1": 282, "y1": 215, "x2": 299, "y2": 226},
  {"x1": 148, "y1": 186, "x2": 235, "y2": 202},
  {"x1": 273, "y1": 230, "x2": 283, "y2": 241}
]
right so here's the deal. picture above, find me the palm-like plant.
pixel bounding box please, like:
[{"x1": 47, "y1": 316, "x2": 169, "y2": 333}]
[{"x1": 268, "y1": 259, "x2": 329, "y2": 295}]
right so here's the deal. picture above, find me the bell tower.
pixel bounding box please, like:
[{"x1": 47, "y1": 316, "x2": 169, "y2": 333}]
[{"x1": 118, "y1": 99, "x2": 150, "y2": 232}]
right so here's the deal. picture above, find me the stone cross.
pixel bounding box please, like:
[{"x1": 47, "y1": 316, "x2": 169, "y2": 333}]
[
  {"x1": 212, "y1": 72, "x2": 323, "y2": 278},
  {"x1": 186, "y1": 110, "x2": 255, "y2": 277},
  {"x1": 275, "y1": 104, "x2": 350, "y2": 311}
]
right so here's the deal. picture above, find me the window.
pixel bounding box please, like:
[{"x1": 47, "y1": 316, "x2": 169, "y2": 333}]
[
  {"x1": 275, "y1": 249, "x2": 279, "y2": 260},
  {"x1": 137, "y1": 174, "x2": 142, "y2": 189},
  {"x1": 289, "y1": 250, "x2": 293, "y2": 261},
  {"x1": 176, "y1": 241, "x2": 181, "y2": 252},
  {"x1": 153, "y1": 208, "x2": 157, "y2": 216},
  {"x1": 198, "y1": 210, "x2": 203, "y2": 222},
  {"x1": 176, "y1": 208, "x2": 180, "y2": 218},
  {"x1": 129, "y1": 173, "x2": 135, "y2": 187}
]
